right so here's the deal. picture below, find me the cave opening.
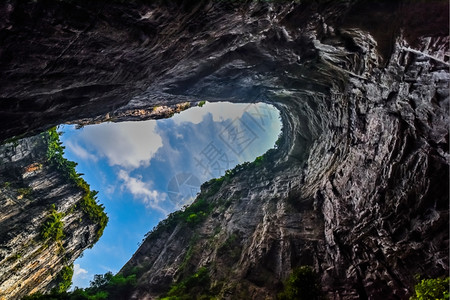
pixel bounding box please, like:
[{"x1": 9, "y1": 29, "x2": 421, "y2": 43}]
[
  {"x1": 0, "y1": 0, "x2": 447, "y2": 298},
  {"x1": 55, "y1": 101, "x2": 282, "y2": 288}
]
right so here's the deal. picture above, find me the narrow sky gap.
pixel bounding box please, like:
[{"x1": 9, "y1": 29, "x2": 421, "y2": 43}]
[{"x1": 59, "y1": 102, "x2": 282, "y2": 288}]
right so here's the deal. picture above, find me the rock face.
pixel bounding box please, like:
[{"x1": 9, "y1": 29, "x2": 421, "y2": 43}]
[
  {"x1": 0, "y1": 133, "x2": 102, "y2": 299},
  {"x1": 0, "y1": 0, "x2": 448, "y2": 299}
]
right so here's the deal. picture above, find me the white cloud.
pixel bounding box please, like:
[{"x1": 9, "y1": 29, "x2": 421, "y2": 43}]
[
  {"x1": 65, "y1": 140, "x2": 97, "y2": 162},
  {"x1": 73, "y1": 263, "x2": 88, "y2": 277},
  {"x1": 104, "y1": 184, "x2": 116, "y2": 196},
  {"x1": 72, "y1": 263, "x2": 89, "y2": 288},
  {"x1": 172, "y1": 102, "x2": 251, "y2": 125},
  {"x1": 118, "y1": 170, "x2": 167, "y2": 214},
  {"x1": 209, "y1": 102, "x2": 250, "y2": 122},
  {"x1": 171, "y1": 105, "x2": 207, "y2": 125},
  {"x1": 79, "y1": 121, "x2": 163, "y2": 169}
]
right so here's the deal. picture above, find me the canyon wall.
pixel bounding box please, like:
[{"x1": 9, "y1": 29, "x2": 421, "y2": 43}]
[
  {"x1": 0, "y1": 132, "x2": 105, "y2": 299},
  {"x1": 0, "y1": 0, "x2": 448, "y2": 299}
]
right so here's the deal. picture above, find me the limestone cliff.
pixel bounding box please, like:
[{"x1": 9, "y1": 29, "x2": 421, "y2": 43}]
[
  {"x1": 0, "y1": 0, "x2": 448, "y2": 299},
  {"x1": 0, "y1": 131, "x2": 107, "y2": 300}
]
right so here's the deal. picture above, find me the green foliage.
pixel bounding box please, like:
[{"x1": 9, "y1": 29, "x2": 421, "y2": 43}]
[
  {"x1": 5, "y1": 252, "x2": 22, "y2": 263},
  {"x1": 84, "y1": 271, "x2": 136, "y2": 299},
  {"x1": 22, "y1": 292, "x2": 54, "y2": 300},
  {"x1": 186, "y1": 212, "x2": 207, "y2": 224},
  {"x1": 41, "y1": 128, "x2": 108, "y2": 242},
  {"x1": 144, "y1": 197, "x2": 213, "y2": 242},
  {"x1": 1, "y1": 133, "x2": 25, "y2": 147},
  {"x1": 217, "y1": 234, "x2": 241, "y2": 261},
  {"x1": 40, "y1": 205, "x2": 65, "y2": 242},
  {"x1": 90, "y1": 273, "x2": 112, "y2": 289},
  {"x1": 202, "y1": 177, "x2": 225, "y2": 198},
  {"x1": 80, "y1": 192, "x2": 108, "y2": 243},
  {"x1": 411, "y1": 277, "x2": 449, "y2": 300},
  {"x1": 18, "y1": 187, "x2": 33, "y2": 198},
  {"x1": 43, "y1": 128, "x2": 77, "y2": 177},
  {"x1": 183, "y1": 198, "x2": 211, "y2": 223},
  {"x1": 141, "y1": 135, "x2": 279, "y2": 248},
  {"x1": 278, "y1": 266, "x2": 324, "y2": 300},
  {"x1": 54, "y1": 264, "x2": 74, "y2": 293},
  {"x1": 203, "y1": 151, "x2": 270, "y2": 188},
  {"x1": 253, "y1": 155, "x2": 264, "y2": 167},
  {"x1": 177, "y1": 234, "x2": 199, "y2": 275},
  {"x1": 162, "y1": 267, "x2": 211, "y2": 300},
  {"x1": 198, "y1": 101, "x2": 206, "y2": 107},
  {"x1": 22, "y1": 271, "x2": 137, "y2": 300}
]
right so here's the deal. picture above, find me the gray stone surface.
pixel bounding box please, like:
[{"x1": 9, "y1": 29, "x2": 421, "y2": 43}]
[
  {"x1": 0, "y1": 135, "x2": 100, "y2": 299},
  {"x1": 0, "y1": 1, "x2": 448, "y2": 299}
]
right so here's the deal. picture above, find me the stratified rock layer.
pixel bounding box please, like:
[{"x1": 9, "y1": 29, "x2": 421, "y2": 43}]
[
  {"x1": 0, "y1": 134, "x2": 101, "y2": 300},
  {"x1": 0, "y1": 0, "x2": 448, "y2": 299}
]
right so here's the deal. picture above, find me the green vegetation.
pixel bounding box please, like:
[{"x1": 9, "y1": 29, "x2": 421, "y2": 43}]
[
  {"x1": 121, "y1": 265, "x2": 146, "y2": 279},
  {"x1": 40, "y1": 205, "x2": 65, "y2": 243},
  {"x1": 177, "y1": 234, "x2": 199, "y2": 275},
  {"x1": 161, "y1": 267, "x2": 212, "y2": 300},
  {"x1": 253, "y1": 155, "x2": 264, "y2": 167},
  {"x1": 411, "y1": 276, "x2": 449, "y2": 300},
  {"x1": 202, "y1": 151, "x2": 270, "y2": 190},
  {"x1": 81, "y1": 272, "x2": 137, "y2": 299},
  {"x1": 4, "y1": 252, "x2": 22, "y2": 264},
  {"x1": 22, "y1": 271, "x2": 137, "y2": 300},
  {"x1": 18, "y1": 187, "x2": 33, "y2": 198},
  {"x1": 80, "y1": 191, "x2": 108, "y2": 243},
  {"x1": 54, "y1": 264, "x2": 74, "y2": 293},
  {"x1": 277, "y1": 266, "x2": 324, "y2": 300},
  {"x1": 144, "y1": 197, "x2": 213, "y2": 242},
  {"x1": 143, "y1": 141, "x2": 279, "y2": 244},
  {"x1": 198, "y1": 101, "x2": 206, "y2": 107},
  {"x1": 1, "y1": 133, "x2": 26, "y2": 147},
  {"x1": 41, "y1": 128, "x2": 108, "y2": 242},
  {"x1": 217, "y1": 233, "x2": 241, "y2": 261},
  {"x1": 186, "y1": 211, "x2": 207, "y2": 224}
]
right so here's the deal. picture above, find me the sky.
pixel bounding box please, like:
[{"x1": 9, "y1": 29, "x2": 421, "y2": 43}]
[{"x1": 59, "y1": 101, "x2": 282, "y2": 289}]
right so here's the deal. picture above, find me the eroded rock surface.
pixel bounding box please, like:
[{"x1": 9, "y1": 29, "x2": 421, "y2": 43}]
[
  {"x1": 0, "y1": 134, "x2": 102, "y2": 299},
  {"x1": 0, "y1": 0, "x2": 448, "y2": 299}
]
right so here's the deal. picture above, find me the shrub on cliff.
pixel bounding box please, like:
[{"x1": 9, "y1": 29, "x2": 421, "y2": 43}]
[
  {"x1": 22, "y1": 271, "x2": 136, "y2": 300},
  {"x1": 278, "y1": 266, "x2": 324, "y2": 300},
  {"x1": 143, "y1": 197, "x2": 212, "y2": 241},
  {"x1": 411, "y1": 276, "x2": 449, "y2": 300},
  {"x1": 41, "y1": 127, "x2": 108, "y2": 243},
  {"x1": 80, "y1": 271, "x2": 137, "y2": 300},
  {"x1": 40, "y1": 205, "x2": 64, "y2": 242},
  {"x1": 162, "y1": 267, "x2": 211, "y2": 300},
  {"x1": 54, "y1": 264, "x2": 74, "y2": 293}
]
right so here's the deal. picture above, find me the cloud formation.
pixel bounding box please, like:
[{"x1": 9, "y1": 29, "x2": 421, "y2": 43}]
[
  {"x1": 65, "y1": 140, "x2": 98, "y2": 162},
  {"x1": 71, "y1": 263, "x2": 89, "y2": 288},
  {"x1": 118, "y1": 170, "x2": 167, "y2": 214},
  {"x1": 74, "y1": 263, "x2": 88, "y2": 277},
  {"x1": 79, "y1": 121, "x2": 163, "y2": 169},
  {"x1": 172, "y1": 102, "x2": 251, "y2": 125}
]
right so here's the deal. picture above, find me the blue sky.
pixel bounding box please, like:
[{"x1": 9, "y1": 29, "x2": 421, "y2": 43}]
[{"x1": 59, "y1": 102, "x2": 282, "y2": 288}]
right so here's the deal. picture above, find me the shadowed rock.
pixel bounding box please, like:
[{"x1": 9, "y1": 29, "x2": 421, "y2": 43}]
[{"x1": 0, "y1": 0, "x2": 448, "y2": 299}]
